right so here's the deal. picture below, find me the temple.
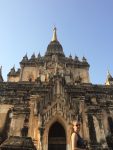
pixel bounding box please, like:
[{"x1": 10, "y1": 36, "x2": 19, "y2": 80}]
[{"x1": 0, "y1": 28, "x2": 113, "y2": 150}]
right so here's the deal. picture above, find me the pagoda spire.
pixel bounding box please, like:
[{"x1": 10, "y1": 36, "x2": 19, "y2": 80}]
[
  {"x1": 105, "y1": 69, "x2": 113, "y2": 85},
  {"x1": 51, "y1": 27, "x2": 58, "y2": 42},
  {"x1": 107, "y1": 69, "x2": 112, "y2": 79},
  {"x1": 0, "y1": 66, "x2": 3, "y2": 82}
]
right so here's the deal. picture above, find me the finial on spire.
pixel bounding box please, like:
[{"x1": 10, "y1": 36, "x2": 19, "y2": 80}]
[{"x1": 51, "y1": 27, "x2": 58, "y2": 41}]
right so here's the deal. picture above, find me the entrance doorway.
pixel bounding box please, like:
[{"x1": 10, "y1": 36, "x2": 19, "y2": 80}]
[{"x1": 48, "y1": 122, "x2": 66, "y2": 150}]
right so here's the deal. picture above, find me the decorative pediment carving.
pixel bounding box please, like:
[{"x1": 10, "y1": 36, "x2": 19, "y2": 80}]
[
  {"x1": 47, "y1": 62, "x2": 63, "y2": 69},
  {"x1": 39, "y1": 97, "x2": 76, "y2": 126}
]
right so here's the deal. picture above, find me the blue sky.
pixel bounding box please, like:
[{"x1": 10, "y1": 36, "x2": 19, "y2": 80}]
[{"x1": 0, "y1": 0, "x2": 113, "y2": 84}]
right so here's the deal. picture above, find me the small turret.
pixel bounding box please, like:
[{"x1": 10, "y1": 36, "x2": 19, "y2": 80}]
[
  {"x1": 82, "y1": 56, "x2": 87, "y2": 62},
  {"x1": 69, "y1": 54, "x2": 72, "y2": 59},
  {"x1": 74, "y1": 55, "x2": 79, "y2": 61},
  {"x1": 23, "y1": 53, "x2": 28, "y2": 61},
  {"x1": 20, "y1": 54, "x2": 28, "y2": 64},
  {"x1": 8, "y1": 66, "x2": 15, "y2": 76},
  {"x1": 105, "y1": 70, "x2": 113, "y2": 85},
  {"x1": 38, "y1": 52, "x2": 41, "y2": 59},
  {"x1": 7, "y1": 66, "x2": 20, "y2": 82},
  {"x1": 31, "y1": 53, "x2": 36, "y2": 60}
]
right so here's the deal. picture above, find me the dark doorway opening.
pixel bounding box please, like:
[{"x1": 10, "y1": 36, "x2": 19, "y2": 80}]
[{"x1": 48, "y1": 122, "x2": 66, "y2": 150}]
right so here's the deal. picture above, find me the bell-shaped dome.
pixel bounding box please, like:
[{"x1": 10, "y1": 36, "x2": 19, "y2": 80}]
[{"x1": 45, "y1": 27, "x2": 65, "y2": 58}]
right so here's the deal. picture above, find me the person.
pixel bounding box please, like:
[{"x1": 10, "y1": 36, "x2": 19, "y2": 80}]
[{"x1": 71, "y1": 120, "x2": 87, "y2": 150}]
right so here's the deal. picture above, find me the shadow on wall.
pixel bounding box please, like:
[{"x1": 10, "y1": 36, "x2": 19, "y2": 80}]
[{"x1": 0, "y1": 109, "x2": 11, "y2": 144}]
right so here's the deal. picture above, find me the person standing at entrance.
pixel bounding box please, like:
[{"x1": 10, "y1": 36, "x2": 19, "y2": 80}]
[{"x1": 71, "y1": 120, "x2": 87, "y2": 150}]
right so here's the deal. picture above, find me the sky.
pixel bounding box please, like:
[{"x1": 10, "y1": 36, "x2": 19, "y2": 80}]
[{"x1": 0, "y1": 0, "x2": 113, "y2": 84}]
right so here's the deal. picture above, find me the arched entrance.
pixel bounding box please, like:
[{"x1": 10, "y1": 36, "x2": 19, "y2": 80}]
[{"x1": 48, "y1": 122, "x2": 66, "y2": 150}]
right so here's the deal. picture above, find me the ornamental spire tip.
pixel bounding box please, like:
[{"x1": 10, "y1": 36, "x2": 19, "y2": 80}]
[{"x1": 51, "y1": 26, "x2": 58, "y2": 42}]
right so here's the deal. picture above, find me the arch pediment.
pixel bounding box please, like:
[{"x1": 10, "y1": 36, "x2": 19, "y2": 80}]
[{"x1": 41, "y1": 100, "x2": 72, "y2": 126}]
